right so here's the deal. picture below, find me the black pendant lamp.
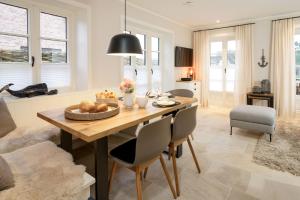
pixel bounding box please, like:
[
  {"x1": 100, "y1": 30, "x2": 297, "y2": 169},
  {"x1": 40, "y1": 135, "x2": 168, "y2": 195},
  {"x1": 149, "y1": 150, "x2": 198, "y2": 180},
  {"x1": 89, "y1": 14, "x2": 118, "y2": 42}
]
[{"x1": 107, "y1": 0, "x2": 142, "y2": 56}]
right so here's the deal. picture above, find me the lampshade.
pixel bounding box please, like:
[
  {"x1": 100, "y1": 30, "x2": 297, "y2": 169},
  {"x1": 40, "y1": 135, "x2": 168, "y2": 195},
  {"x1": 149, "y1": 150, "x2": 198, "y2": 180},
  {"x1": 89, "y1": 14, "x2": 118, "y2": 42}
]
[{"x1": 107, "y1": 33, "x2": 143, "y2": 56}]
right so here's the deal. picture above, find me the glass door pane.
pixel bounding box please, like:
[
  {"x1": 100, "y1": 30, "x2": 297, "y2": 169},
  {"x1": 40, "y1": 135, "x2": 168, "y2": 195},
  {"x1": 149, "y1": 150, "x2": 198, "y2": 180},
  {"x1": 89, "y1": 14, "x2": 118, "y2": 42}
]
[
  {"x1": 135, "y1": 34, "x2": 148, "y2": 95},
  {"x1": 226, "y1": 40, "x2": 236, "y2": 92},
  {"x1": 209, "y1": 41, "x2": 223, "y2": 91},
  {"x1": 151, "y1": 37, "x2": 161, "y2": 91}
]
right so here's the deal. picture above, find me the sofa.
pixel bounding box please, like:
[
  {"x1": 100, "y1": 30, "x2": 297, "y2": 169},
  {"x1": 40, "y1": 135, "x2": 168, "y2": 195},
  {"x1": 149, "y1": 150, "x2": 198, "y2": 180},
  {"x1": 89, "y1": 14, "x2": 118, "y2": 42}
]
[{"x1": 0, "y1": 89, "x2": 113, "y2": 199}]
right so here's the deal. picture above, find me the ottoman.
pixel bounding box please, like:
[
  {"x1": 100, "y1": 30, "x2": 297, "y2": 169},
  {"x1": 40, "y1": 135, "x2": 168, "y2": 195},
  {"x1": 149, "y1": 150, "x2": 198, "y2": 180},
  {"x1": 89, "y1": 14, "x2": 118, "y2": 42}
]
[{"x1": 230, "y1": 105, "x2": 276, "y2": 142}]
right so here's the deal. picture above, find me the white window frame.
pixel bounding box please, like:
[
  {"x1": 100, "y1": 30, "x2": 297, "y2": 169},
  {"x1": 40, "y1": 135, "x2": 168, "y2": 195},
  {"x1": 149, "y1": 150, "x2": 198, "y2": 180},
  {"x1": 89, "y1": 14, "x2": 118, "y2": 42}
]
[{"x1": 0, "y1": 0, "x2": 74, "y2": 91}]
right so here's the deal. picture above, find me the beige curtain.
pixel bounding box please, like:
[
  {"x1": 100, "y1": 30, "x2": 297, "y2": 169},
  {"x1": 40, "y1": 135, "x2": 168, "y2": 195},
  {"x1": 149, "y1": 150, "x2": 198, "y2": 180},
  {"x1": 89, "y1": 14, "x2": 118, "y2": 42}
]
[
  {"x1": 271, "y1": 19, "x2": 296, "y2": 118},
  {"x1": 193, "y1": 31, "x2": 210, "y2": 107},
  {"x1": 234, "y1": 24, "x2": 253, "y2": 105}
]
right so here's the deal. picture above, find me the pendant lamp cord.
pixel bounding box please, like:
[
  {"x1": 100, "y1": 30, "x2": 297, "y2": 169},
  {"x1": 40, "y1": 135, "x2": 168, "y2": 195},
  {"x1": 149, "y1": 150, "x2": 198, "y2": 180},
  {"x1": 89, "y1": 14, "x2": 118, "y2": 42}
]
[{"x1": 125, "y1": 0, "x2": 127, "y2": 32}]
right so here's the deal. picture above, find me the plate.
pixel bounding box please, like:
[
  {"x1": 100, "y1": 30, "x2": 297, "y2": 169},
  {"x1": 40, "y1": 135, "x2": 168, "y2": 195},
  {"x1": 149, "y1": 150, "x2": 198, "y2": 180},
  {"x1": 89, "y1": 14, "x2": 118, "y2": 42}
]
[
  {"x1": 152, "y1": 100, "x2": 180, "y2": 108},
  {"x1": 156, "y1": 100, "x2": 176, "y2": 106}
]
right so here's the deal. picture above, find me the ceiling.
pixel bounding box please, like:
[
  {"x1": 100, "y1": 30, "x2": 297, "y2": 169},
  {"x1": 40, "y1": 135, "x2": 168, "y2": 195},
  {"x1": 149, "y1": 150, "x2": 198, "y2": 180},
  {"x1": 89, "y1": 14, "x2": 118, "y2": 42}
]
[{"x1": 127, "y1": 0, "x2": 300, "y2": 28}]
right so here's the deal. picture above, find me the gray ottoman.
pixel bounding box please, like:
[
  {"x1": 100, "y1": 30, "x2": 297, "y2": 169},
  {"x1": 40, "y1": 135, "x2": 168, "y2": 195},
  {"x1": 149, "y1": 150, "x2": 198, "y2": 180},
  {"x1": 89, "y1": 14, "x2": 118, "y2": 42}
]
[{"x1": 230, "y1": 105, "x2": 276, "y2": 142}]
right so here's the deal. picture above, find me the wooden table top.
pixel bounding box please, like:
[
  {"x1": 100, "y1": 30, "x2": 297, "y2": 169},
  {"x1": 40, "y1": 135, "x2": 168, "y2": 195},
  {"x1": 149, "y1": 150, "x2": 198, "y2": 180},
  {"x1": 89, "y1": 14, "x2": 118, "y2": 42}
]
[{"x1": 37, "y1": 96, "x2": 197, "y2": 142}]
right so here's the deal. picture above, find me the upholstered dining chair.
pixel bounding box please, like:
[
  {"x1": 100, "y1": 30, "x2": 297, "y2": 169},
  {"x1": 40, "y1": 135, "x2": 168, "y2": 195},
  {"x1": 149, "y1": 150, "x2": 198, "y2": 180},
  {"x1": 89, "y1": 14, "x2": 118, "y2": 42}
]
[
  {"x1": 145, "y1": 105, "x2": 200, "y2": 197},
  {"x1": 108, "y1": 115, "x2": 177, "y2": 200},
  {"x1": 169, "y1": 105, "x2": 200, "y2": 196},
  {"x1": 168, "y1": 89, "x2": 194, "y2": 98},
  {"x1": 167, "y1": 89, "x2": 195, "y2": 141}
]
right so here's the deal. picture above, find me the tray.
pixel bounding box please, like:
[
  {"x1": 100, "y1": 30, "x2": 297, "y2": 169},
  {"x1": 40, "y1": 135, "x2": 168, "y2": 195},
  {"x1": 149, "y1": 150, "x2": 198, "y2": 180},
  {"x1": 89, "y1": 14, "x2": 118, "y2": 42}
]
[{"x1": 65, "y1": 103, "x2": 120, "y2": 121}]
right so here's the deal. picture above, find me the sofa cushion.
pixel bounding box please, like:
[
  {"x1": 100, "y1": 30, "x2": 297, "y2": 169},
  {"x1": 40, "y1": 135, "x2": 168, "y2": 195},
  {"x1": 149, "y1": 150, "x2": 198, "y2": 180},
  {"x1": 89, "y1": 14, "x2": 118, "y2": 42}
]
[
  {"x1": 230, "y1": 105, "x2": 276, "y2": 126},
  {"x1": 0, "y1": 156, "x2": 14, "y2": 191},
  {"x1": 0, "y1": 98, "x2": 16, "y2": 138}
]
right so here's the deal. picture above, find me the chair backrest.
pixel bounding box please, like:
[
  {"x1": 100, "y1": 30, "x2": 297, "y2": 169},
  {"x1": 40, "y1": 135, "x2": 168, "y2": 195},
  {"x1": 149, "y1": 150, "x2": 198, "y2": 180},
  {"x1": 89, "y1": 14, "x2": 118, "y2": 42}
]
[
  {"x1": 172, "y1": 105, "x2": 198, "y2": 141},
  {"x1": 168, "y1": 89, "x2": 194, "y2": 98},
  {"x1": 134, "y1": 115, "x2": 172, "y2": 165}
]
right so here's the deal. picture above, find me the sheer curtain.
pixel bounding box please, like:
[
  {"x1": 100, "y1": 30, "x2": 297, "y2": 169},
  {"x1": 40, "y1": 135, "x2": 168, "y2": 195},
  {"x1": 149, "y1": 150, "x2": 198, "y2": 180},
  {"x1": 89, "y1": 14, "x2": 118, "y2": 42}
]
[
  {"x1": 193, "y1": 31, "x2": 210, "y2": 107},
  {"x1": 270, "y1": 19, "x2": 296, "y2": 118},
  {"x1": 234, "y1": 24, "x2": 254, "y2": 105}
]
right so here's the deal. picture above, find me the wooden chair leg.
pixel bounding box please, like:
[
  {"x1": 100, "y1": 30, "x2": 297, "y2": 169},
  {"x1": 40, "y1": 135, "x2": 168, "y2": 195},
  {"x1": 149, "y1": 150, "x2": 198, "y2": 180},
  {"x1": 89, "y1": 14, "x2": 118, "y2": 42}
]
[
  {"x1": 171, "y1": 145, "x2": 180, "y2": 197},
  {"x1": 109, "y1": 161, "x2": 117, "y2": 192},
  {"x1": 190, "y1": 133, "x2": 194, "y2": 140},
  {"x1": 159, "y1": 154, "x2": 177, "y2": 199},
  {"x1": 187, "y1": 137, "x2": 201, "y2": 173},
  {"x1": 135, "y1": 167, "x2": 143, "y2": 200},
  {"x1": 143, "y1": 167, "x2": 148, "y2": 179}
]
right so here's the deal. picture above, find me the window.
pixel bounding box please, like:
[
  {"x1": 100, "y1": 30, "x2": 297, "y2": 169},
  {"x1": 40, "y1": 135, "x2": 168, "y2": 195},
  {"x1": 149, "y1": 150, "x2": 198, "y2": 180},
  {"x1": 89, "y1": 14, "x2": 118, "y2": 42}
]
[
  {"x1": 122, "y1": 29, "x2": 162, "y2": 96},
  {"x1": 295, "y1": 33, "x2": 300, "y2": 95},
  {"x1": 0, "y1": 2, "x2": 71, "y2": 90},
  {"x1": 0, "y1": 3, "x2": 31, "y2": 89},
  {"x1": 209, "y1": 39, "x2": 236, "y2": 93},
  {"x1": 40, "y1": 13, "x2": 70, "y2": 88}
]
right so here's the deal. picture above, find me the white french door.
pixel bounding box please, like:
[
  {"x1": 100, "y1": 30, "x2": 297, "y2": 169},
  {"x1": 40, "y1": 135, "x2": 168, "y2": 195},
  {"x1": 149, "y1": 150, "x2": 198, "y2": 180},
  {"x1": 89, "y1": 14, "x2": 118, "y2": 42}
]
[
  {"x1": 122, "y1": 28, "x2": 162, "y2": 96},
  {"x1": 209, "y1": 38, "x2": 236, "y2": 107}
]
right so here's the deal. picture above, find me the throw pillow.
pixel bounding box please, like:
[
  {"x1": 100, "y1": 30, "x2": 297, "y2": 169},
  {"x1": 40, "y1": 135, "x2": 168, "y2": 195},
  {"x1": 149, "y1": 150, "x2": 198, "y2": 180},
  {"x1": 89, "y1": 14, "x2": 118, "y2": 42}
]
[
  {"x1": 0, "y1": 156, "x2": 15, "y2": 191},
  {"x1": 0, "y1": 98, "x2": 16, "y2": 138}
]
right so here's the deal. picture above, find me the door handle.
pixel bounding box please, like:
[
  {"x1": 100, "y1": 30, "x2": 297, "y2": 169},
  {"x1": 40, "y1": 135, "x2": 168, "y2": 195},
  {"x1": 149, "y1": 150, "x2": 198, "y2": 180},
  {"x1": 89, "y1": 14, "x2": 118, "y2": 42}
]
[
  {"x1": 31, "y1": 56, "x2": 35, "y2": 67},
  {"x1": 151, "y1": 68, "x2": 153, "y2": 75},
  {"x1": 134, "y1": 69, "x2": 137, "y2": 76},
  {"x1": 224, "y1": 68, "x2": 227, "y2": 74}
]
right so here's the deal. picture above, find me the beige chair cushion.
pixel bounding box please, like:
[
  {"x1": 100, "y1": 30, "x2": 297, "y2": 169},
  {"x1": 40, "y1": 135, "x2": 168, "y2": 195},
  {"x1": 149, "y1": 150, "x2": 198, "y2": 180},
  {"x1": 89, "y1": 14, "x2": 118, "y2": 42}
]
[
  {"x1": 0, "y1": 98, "x2": 16, "y2": 138},
  {"x1": 0, "y1": 156, "x2": 14, "y2": 191}
]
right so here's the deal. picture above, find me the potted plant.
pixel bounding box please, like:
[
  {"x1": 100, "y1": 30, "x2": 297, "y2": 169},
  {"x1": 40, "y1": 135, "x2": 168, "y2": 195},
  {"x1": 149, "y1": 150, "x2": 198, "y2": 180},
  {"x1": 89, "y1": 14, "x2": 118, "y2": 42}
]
[{"x1": 120, "y1": 79, "x2": 135, "y2": 108}]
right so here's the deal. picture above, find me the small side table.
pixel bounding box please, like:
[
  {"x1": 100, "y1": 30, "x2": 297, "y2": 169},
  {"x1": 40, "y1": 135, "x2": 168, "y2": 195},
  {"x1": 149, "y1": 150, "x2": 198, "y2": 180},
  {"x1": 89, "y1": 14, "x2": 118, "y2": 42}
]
[{"x1": 246, "y1": 92, "x2": 274, "y2": 108}]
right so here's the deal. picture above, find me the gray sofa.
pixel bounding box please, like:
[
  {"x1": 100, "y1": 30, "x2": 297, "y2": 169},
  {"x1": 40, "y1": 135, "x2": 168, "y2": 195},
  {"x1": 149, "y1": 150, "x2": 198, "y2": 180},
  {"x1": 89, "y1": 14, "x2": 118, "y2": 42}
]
[{"x1": 230, "y1": 105, "x2": 276, "y2": 142}]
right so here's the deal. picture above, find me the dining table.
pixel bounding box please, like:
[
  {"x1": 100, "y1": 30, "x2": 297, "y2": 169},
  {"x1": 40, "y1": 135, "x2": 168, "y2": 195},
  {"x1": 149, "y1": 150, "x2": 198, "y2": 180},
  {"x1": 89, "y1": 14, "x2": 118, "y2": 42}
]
[{"x1": 37, "y1": 96, "x2": 197, "y2": 200}]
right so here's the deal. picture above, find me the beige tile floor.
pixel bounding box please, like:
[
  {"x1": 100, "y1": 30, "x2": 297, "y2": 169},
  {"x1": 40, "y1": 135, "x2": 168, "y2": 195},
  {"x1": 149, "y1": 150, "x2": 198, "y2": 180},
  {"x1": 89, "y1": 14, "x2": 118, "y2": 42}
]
[{"x1": 75, "y1": 107, "x2": 300, "y2": 200}]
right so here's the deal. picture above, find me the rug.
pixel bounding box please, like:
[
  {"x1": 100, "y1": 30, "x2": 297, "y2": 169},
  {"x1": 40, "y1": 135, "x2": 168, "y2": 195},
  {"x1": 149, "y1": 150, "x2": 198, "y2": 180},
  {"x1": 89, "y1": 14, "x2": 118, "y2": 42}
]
[{"x1": 253, "y1": 118, "x2": 300, "y2": 176}]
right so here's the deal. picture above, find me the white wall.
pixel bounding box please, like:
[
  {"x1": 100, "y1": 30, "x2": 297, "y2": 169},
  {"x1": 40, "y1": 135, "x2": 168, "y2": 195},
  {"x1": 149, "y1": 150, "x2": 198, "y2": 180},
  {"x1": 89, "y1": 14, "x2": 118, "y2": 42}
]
[
  {"x1": 76, "y1": 0, "x2": 192, "y2": 89},
  {"x1": 252, "y1": 20, "x2": 272, "y2": 84}
]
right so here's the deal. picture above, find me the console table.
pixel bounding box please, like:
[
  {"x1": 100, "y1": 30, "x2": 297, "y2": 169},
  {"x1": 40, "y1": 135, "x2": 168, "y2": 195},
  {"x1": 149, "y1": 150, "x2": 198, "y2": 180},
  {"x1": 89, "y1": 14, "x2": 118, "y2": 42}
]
[{"x1": 246, "y1": 92, "x2": 274, "y2": 108}]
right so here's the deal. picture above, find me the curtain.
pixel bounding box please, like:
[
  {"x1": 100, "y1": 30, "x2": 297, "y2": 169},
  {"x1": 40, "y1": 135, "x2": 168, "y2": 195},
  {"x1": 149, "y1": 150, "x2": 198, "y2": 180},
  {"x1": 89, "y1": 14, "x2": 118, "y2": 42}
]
[
  {"x1": 270, "y1": 19, "x2": 296, "y2": 118},
  {"x1": 234, "y1": 24, "x2": 254, "y2": 105},
  {"x1": 193, "y1": 31, "x2": 210, "y2": 107}
]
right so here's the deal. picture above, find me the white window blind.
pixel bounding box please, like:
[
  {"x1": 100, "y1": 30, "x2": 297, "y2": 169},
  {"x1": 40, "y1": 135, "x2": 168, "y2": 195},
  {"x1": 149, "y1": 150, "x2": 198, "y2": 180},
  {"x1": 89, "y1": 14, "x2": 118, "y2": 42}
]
[
  {"x1": 40, "y1": 13, "x2": 70, "y2": 88},
  {"x1": 0, "y1": 3, "x2": 32, "y2": 89}
]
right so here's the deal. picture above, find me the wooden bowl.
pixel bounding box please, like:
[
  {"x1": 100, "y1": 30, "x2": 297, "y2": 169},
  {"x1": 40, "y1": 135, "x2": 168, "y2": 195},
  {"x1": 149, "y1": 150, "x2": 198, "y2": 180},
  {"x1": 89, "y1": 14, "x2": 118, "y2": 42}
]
[{"x1": 65, "y1": 103, "x2": 120, "y2": 121}]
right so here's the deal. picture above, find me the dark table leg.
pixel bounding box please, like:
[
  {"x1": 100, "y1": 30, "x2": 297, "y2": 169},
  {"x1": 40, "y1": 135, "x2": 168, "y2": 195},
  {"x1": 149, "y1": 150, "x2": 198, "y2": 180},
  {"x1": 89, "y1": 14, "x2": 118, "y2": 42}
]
[
  {"x1": 60, "y1": 129, "x2": 73, "y2": 154},
  {"x1": 94, "y1": 137, "x2": 109, "y2": 200},
  {"x1": 270, "y1": 97, "x2": 274, "y2": 108},
  {"x1": 176, "y1": 144, "x2": 183, "y2": 158}
]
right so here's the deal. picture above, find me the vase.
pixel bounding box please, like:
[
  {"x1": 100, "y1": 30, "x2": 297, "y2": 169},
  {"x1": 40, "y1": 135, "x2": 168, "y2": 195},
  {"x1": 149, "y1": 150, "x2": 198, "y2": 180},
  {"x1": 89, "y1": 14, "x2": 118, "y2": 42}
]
[{"x1": 123, "y1": 93, "x2": 135, "y2": 109}]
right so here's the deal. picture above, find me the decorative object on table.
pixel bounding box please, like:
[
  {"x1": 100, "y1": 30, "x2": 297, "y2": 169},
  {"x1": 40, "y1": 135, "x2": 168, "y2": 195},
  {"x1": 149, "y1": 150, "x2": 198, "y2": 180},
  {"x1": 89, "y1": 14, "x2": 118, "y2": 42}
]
[
  {"x1": 297, "y1": 83, "x2": 300, "y2": 95},
  {"x1": 107, "y1": 0, "x2": 142, "y2": 56},
  {"x1": 188, "y1": 67, "x2": 194, "y2": 79},
  {"x1": 252, "y1": 86, "x2": 262, "y2": 94},
  {"x1": 136, "y1": 96, "x2": 148, "y2": 108},
  {"x1": 65, "y1": 101, "x2": 120, "y2": 121},
  {"x1": 96, "y1": 90, "x2": 118, "y2": 104},
  {"x1": 247, "y1": 92, "x2": 274, "y2": 108},
  {"x1": 0, "y1": 83, "x2": 57, "y2": 98},
  {"x1": 120, "y1": 79, "x2": 135, "y2": 109},
  {"x1": 261, "y1": 79, "x2": 271, "y2": 93},
  {"x1": 258, "y1": 49, "x2": 268, "y2": 68}
]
